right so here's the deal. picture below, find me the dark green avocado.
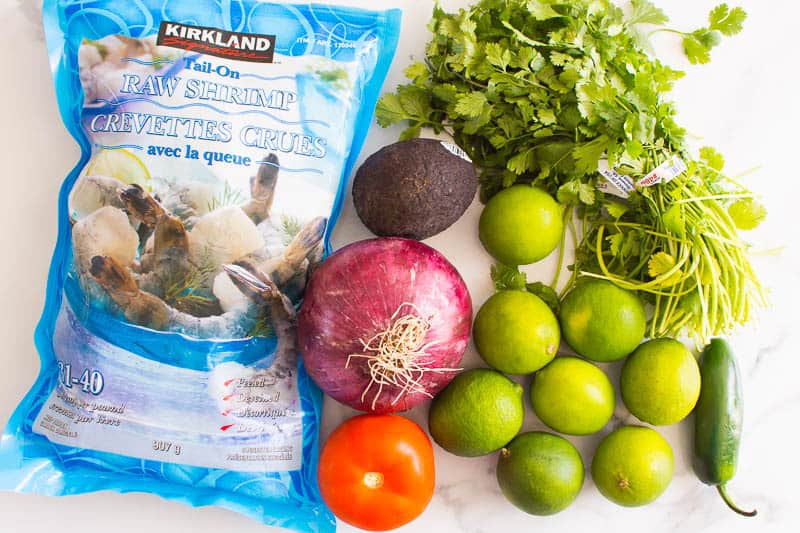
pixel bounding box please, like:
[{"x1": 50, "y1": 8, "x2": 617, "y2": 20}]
[{"x1": 353, "y1": 138, "x2": 478, "y2": 240}]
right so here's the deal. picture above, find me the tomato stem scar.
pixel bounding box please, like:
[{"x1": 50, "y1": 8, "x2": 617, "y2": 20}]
[{"x1": 363, "y1": 471, "x2": 385, "y2": 489}]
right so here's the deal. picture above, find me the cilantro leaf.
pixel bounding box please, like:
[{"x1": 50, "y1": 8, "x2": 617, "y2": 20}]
[
  {"x1": 375, "y1": 86, "x2": 432, "y2": 128},
  {"x1": 608, "y1": 230, "x2": 643, "y2": 260},
  {"x1": 681, "y1": 5, "x2": 745, "y2": 64},
  {"x1": 508, "y1": 148, "x2": 536, "y2": 175},
  {"x1": 431, "y1": 83, "x2": 458, "y2": 103},
  {"x1": 500, "y1": 19, "x2": 547, "y2": 48},
  {"x1": 578, "y1": 183, "x2": 596, "y2": 205},
  {"x1": 404, "y1": 62, "x2": 429, "y2": 84},
  {"x1": 605, "y1": 201, "x2": 629, "y2": 220},
  {"x1": 526, "y1": 282, "x2": 560, "y2": 313},
  {"x1": 558, "y1": 180, "x2": 596, "y2": 205},
  {"x1": 699, "y1": 146, "x2": 725, "y2": 171},
  {"x1": 662, "y1": 204, "x2": 686, "y2": 237},
  {"x1": 526, "y1": 1, "x2": 563, "y2": 21},
  {"x1": 607, "y1": 232, "x2": 624, "y2": 257},
  {"x1": 375, "y1": 93, "x2": 408, "y2": 127},
  {"x1": 491, "y1": 264, "x2": 527, "y2": 291},
  {"x1": 550, "y1": 51, "x2": 572, "y2": 67},
  {"x1": 708, "y1": 4, "x2": 747, "y2": 36},
  {"x1": 728, "y1": 199, "x2": 767, "y2": 230},
  {"x1": 538, "y1": 108, "x2": 557, "y2": 126},
  {"x1": 399, "y1": 125, "x2": 422, "y2": 141},
  {"x1": 683, "y1": 33, "x2": 712, "y2": 65},
  {"x1": 485, "y1": 42, "x2": 511, "y2": 70},
  {"x1": 573, "y1": 135, "x2": 610, "y2": 176},
  {"x1": 397, "y1": 85, "x2": 431, "y2": 120},
  {"x1": 628, "y1": 0, "x2": 669, "y2": 26},
  {"x1": 490, "y1": 264, "x2": 560, "y2": 312},
  {"x1": 621, "y1": 230, "x2": 642, "y2": 258},
  {"x1": 694, "y1": 28, "x2": 722, "y2": 50},
  {"x1": 648, "y1": 251, "x2": 681, "y2": 284},
  {"x1": 463, "y1": 105, "x2": 493, "y2": 134},
  {"x1": 454, "y1": 92, "x2": 489, "y2": 118}
]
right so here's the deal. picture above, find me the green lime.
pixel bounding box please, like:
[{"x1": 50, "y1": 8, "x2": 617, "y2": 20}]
[
  {"x1": 473, "y1": 290, "x2": 560, "y2": 375},
  {"x1": 428, "y1": 368, "x2": 524, "y2": 457},
  {"x1": 591, "y1": 425, "x2": 674, "y2": 507},
  {"x1": 620, "y1": 338, "x2": 701, "y2": 425},
  {"x1": 479, "y1": 185, "x2": 563, "y2": 265},
  {"x1": 85, "y1": 148, "x2": 151, "y2": 186},
  {"x1": 559, "y1": 279, "x2": 646, "y2": 362},
  {"x1": 530, "y1": 357, "x2": 614, "y2": 435},
  {"x1": 497, "y1": 432, "x2": 584, "y2": 515}
]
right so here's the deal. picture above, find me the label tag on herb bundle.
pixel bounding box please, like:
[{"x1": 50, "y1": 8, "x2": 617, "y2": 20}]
[
  {"x1": 637, "y1": 155, "x2": 687, "y2": 187},
  {"x1": 597, "y1": 160, "x2": 635, "y2": 198},
  {"x1": 597, "y1": 155, "x2": 687, "y2": 198},
  {"x1": 440, "y1": 142, "x2": 472, "y2": 163}
]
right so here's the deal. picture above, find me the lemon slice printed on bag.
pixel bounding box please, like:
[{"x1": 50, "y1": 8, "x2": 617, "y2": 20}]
[{"x1": 85, "y1": 148, "x2": 151, "y2": 187}]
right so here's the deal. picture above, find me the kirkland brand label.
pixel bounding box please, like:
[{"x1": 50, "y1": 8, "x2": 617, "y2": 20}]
[{"x1": 157, "y1": 21, "x2": 276, "y2": 63}]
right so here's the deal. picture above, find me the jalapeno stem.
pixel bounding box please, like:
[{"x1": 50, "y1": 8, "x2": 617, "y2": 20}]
[{"x1": 717, "y1": 484, "x2": 757, "y2": 517}]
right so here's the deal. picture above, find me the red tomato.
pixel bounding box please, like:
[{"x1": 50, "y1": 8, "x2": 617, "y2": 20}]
[{"x1": 318, "y1": 414, "x2": 435, "y2": 531}]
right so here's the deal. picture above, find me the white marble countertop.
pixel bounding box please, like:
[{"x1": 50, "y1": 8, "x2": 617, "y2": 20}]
[{"x1": 1, "y1": 0, "x2": 798, "y2": 532}]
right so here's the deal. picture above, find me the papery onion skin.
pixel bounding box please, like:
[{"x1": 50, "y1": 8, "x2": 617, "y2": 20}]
[{"x1": 298, "y1": 238, "x2": 472, "y2": 413}]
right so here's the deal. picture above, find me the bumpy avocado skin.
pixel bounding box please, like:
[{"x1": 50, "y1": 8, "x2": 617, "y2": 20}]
[{"x1": 353, "y1": 138, "x2": 478, "y2": 240}]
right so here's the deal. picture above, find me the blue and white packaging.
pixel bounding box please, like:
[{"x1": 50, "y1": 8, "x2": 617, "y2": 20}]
[{"x1": 0, "y1": 2, "x2": 401, "y2": 531}]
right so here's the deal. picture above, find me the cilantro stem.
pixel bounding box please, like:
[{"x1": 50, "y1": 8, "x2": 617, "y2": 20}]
[
  {"x1": 651, "y1": 293, "x2": 662, "y2": 338},
  {"x1": 628, "y1": 248, "x2": 653, "y2": 279},
  {"x1": 701, "y1": 232, "x2": 746, "y2": 248},
  {"x1": 674, "y1": 193, "x2": 753, "y2": 204},
  {"x1": 666, "y1": 311, "x2": 694, "y2": 338},
  {"x1": 658, "y1": 274, "x2": 688, "y2": 336},
  {"x1": 593, "y1": 226, "x2": 694, "y2": 293},
  {"x1": 647, "y1": 28, "x2": 689, "y2": 37},
  {"x1": 595, "y1": 221, "x2": 689, "y2": 243},
  {"x1": 559, "y1": 208, "x2": 579, "y2": 298},
  {"x1": 550, "y1": 206, "x2": 572, "y2": 291},
  {"x1": 729, "y1": 165, "x2": 762, "y2": 181}
]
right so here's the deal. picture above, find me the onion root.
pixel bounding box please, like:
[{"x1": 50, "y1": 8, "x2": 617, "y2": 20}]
[{"x1": 346, "y1": 303, "x2": 461, "y2": 410}]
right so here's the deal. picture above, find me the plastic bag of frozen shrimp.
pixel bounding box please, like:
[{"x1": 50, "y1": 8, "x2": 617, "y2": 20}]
[{"x1": 0, "y1": 1, "x2": 400, "y2": 531}]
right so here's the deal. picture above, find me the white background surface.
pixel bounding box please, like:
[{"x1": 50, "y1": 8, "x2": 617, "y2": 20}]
[{"x1": 1, "y1": 0, "x2": 799, "y2": 532}]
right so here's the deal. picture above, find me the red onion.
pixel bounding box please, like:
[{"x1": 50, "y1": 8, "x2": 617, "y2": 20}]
[{"x1": 298, "y1": 238, "x2": 472, "y2": 413}]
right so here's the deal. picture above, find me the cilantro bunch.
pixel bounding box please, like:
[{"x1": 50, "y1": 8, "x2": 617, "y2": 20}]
[
  {"x1": 377, "y1": 0, "x2": 743, "y2": 201},
  {"x1": 376, "y1": 0, "x2": 766, "y2": 343}
]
